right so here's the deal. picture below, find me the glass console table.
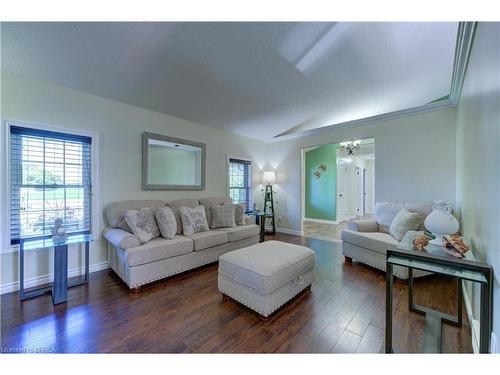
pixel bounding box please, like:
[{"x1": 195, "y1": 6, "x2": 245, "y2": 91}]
[
  {"x1": 385, "y1": 234, "x2": 493, "y2": 353},
  {"x1": 246, "y1": 211, "x2": 273, "y2": 242},
  {"x1": 19, "y1": 233, "x2": 93, "y2": 305}
]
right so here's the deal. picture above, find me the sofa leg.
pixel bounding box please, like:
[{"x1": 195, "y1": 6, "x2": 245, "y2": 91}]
[
  {"x1": 131, "y1": 286, "x2": 142, "y2": 293},
  {"x1": 344, "y1": 256, "x2": 353, "y2": 264}
]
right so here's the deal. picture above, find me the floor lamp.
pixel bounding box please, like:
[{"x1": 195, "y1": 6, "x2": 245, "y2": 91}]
[{"x1": 262, "y1": 170, "x2": 276, "y2": 235}]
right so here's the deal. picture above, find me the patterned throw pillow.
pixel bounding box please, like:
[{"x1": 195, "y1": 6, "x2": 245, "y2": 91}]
[
  {"x1": 223, "y1": 202, "x2": 246, "y2": 225},
  {"x1": 211, "y1": 205, "x2": 237, "y2": 228},
  {"x1": 234, "y1": 203, "x2": 246, "y2": 226},
  {"x1": 179, "y1": 205, "x2": 210, "y2": 234},
  {"x1": 124, "y1": 207, "x2": 160, "y2": 244},
  {"x1": 389, "y1": 208, "x2": 423, "y2": 241},
  {"x1": 155, "y1": 206, "x2": 177, "y2": 240}
]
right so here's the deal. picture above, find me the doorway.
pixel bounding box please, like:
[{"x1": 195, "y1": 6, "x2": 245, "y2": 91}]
[{"x1": 301, "y1": 138, "x2": 375, "y2": 242}]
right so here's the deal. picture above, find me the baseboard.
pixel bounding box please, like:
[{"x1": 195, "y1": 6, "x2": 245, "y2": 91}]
[
  {"x1": 276, "y1": 227, "x2": 304, "y2": 236},
  {"x1": 462, "y1": 281, "x2": 480, "y2": 353},
  {"x1": 0, "y1": 261, "x2": 109, "y2": 295},
  {"x1": 303, "y1": 218, "x2": 339, "y2": 225}
]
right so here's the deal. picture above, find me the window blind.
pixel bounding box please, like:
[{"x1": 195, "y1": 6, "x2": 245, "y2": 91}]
[
  {"x1": 228, "y1": 158, "x2": 252, "y2": 211},
  {"x1": 10, "y1": 126, "x2": 92, "y2": 244}
]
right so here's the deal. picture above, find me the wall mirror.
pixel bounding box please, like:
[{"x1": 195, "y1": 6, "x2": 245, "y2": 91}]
[{"x1": 142, "y1": 132, "x2": 206, "y2": 190}]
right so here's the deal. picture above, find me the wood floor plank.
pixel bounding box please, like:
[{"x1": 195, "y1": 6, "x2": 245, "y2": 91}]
[
  {"x1": 356, "y1": 325, "x2": 384, "y2": 353},
  {"x1": 0, "y1": 233, "x2": 473, "y2": 353},
  {"x1": 331, "y1": 329, "x2": 362, "y2": 353}
]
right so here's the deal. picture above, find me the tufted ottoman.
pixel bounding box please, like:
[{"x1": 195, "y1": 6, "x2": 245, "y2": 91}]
[{"x1": 218, "y1": 240, "x2": 316, "y2": 320}]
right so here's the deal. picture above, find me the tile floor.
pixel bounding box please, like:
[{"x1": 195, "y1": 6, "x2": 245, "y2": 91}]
[{"x1": 303, "y1": 214, "x2": 373, "y2": 242}]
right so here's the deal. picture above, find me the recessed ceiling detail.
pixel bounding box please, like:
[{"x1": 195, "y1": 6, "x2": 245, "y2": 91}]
[{"x1": 1, "y1": 22, "x2": 458, "y2": 142}]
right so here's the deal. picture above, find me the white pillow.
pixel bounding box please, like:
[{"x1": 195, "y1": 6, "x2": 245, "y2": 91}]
[
  {"x1": 124, "y1": 207, "x2": 160, "y2": 244},
  {"x1": 389, "y1": 208, "x2": 423, "y2": 241},
  {"x1": 155, "y1": 206, "x2": 177, "y2": 240},
  {"x1": 211, "y1": 204, "x2": 237, "y2": 228},
  {"x1": 233, "y1": 203, "x2": 247, "y2": 226},
  {"x1": 179, "y1": 205, "x2": 210, "y2": 234}
]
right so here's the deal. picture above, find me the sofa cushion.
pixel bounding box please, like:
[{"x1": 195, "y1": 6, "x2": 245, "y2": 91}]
[
  {"x1": 341, "y1": 229, "x2": 399, "y2": 255},
  {"x1": 125, "y1": 236, "x2": 193, "y2": 267},
  {"x1": 167, "y1": 199, "x2": 200, "y2": 234},
  {"x1": 155, "y1": 206, "x2": 177, "y2": 240},
  {"x1": 183, "y1": 230, "x2": 228, "y2": 251},
  {"x1": 214, "y1": 224, "x2": 259, "y2": 242},
  {"x1": 211, "y1": 204, "x2": 237, "y2": 228},
  {"x1": 124, "y1": 207, "x2": 160, "y2": 244},
  {"x1": 180, "y1": 205, "x2": 210, "y2": 234},
  {"x1": 105, "y1": 200, "x2": 166, "y2": 232},
  {"x1": 219, "y1": 240, "x2": 315, "y2": 294},
  {"x1": 389, "y1": 208, "x2": 423, "y2": 241},
  {"x1": 199, "y1": 197, "x2": 233, "y2": 227},
  {"x1": 374, "y1": 202, "x2": 433, "y2": 233}
]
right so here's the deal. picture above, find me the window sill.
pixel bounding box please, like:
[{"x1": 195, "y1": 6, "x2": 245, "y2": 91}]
[{"x1": 1, "y1": 245, "x2": 20, "y2": 255}]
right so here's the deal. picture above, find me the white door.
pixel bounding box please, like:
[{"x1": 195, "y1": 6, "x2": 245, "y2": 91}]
[{"x1": 337, "y1": 164, "x2": 348, "y2": 221}]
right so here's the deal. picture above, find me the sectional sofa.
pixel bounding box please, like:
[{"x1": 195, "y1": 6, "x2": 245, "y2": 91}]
[{"x1": 103, "y1": 197, "x2": 259, "y2": 290}]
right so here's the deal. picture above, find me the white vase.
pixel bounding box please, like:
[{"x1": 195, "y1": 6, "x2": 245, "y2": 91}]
[{"x1": 424, "y1": 201, "x2": 459, "y2": 245}]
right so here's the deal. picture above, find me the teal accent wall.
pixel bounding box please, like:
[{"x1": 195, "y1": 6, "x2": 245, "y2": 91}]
[{"x1": 305, "y1": 144, "x2": 337, "y2": 221}]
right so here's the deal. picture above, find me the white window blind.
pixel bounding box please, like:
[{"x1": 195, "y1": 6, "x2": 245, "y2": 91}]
[
  {"x1": 10, "y1": 126, "x2": 92, "y2": 244},
  {"x1": 228, "y1": 158, "x2": 252, "y2": 211}
]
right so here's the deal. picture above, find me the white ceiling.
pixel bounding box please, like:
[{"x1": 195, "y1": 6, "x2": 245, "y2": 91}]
[{"x1": 1, "y1": 22, "x2": 458, "y2": 142}]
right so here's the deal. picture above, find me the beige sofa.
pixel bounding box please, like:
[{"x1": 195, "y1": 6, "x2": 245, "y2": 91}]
[
  {"x1": 103, "y1": 197, "x2": 259, "y2": 290},
  {"x1": 341, "y1": 201, "x2": 433, "y2": 279}
]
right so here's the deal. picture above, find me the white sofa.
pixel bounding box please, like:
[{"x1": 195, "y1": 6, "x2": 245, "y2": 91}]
[
  {"x1": 341, "y1": 201, "x2": 433, "y2": 279},
  {"x1": 103, "y1": 197, "x2": 259, "y2": 290}
]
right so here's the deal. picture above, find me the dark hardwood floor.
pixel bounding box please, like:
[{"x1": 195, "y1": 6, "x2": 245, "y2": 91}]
[{"x1": 0, "y1": 233, "x2": 472, "y2": 353}]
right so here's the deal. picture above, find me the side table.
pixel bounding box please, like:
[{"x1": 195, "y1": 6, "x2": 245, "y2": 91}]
[
  {"x1": 19, "y1": 233, "x2": 93, "y2": 304},
  {"x1": 246, "y1": 211, "x2": 267, "y2": 242},
  {"x1": 385, "y1": 238, "x2": 492, "y2": 353}
]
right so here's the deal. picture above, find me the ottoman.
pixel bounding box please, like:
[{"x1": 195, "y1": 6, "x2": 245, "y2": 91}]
[{"x1": 218, "y1": 240, "x2": 316, "y2": 319}]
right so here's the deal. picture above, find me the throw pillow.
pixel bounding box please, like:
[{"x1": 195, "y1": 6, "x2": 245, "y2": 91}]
[
  {"x1": 223, "y1": 202, "x2": 246, "y2": 225},
  {"x1": 389, "y1": 208, "x2": 423, "y2": 241},
  {"x1": 179, "y1": 205, "x2": 210, "y2": 234},
  {"x1": 124, "y1": 207, "x2": 160, "y2": 244},
  {"x1": 155, "y1": 206, "x2": 177, "y2": 240},
  {"x1": 234, "y1": 203, "x2": 246, "y2": 226},
  {"x1": 211, "y1": 204, "x2": 237, "y2": 228}
]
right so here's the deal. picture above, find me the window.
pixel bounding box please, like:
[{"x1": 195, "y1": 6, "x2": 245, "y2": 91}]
[
  {"x1": 10, "y1": 126, "x2": 92, "y2": 244},
  {"x1": 228, "y1": 158, "x2": 252, "y2": 211}
]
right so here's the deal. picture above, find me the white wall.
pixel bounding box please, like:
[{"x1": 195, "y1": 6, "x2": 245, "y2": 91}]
[
  {"x1": 364, "y1": 159, "x2": 375, "y2": 214},
  {"x1": 455, "y1": 22, "x2": 500, "y2": 352},
  {"x1": 0, "y1": 70, "x2": 268, "y2": 291},
  {"x1": 268, "y1": 108, "x2": 457, "y2": 233}
]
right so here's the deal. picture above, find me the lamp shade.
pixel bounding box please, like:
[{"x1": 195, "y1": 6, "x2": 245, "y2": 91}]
[{"x1": 262, "y1": 170, "x2": 276, "y2": 184}]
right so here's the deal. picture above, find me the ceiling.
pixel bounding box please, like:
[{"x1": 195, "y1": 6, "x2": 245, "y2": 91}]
[{"x1": 1, "y1": 22, "x2": 458, "y2": 142}]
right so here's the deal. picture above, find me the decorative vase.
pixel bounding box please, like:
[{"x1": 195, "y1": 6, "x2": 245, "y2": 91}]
[{"x1": 424, "y1": 201, "x2": 459, "y2": 245}]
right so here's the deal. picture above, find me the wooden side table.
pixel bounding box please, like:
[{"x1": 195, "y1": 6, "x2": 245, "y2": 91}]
[{"x1": 246, "y1": 212, "x2": 266, "y2": 242}]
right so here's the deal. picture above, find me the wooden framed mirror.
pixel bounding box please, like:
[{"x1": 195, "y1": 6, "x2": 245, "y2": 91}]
[{"x1": 142, "y1": 132, "x2": 206, "y2": 190}]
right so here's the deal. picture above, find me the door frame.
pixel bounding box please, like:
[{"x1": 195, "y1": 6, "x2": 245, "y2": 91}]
[{"x1": 299, "y1": 137, "x2": 375, "y2": 233}]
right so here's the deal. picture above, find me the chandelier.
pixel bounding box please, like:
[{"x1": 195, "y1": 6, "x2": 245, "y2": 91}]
[{"x1": 339, "y1": 140, "x2": 361, "y2": 155}]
